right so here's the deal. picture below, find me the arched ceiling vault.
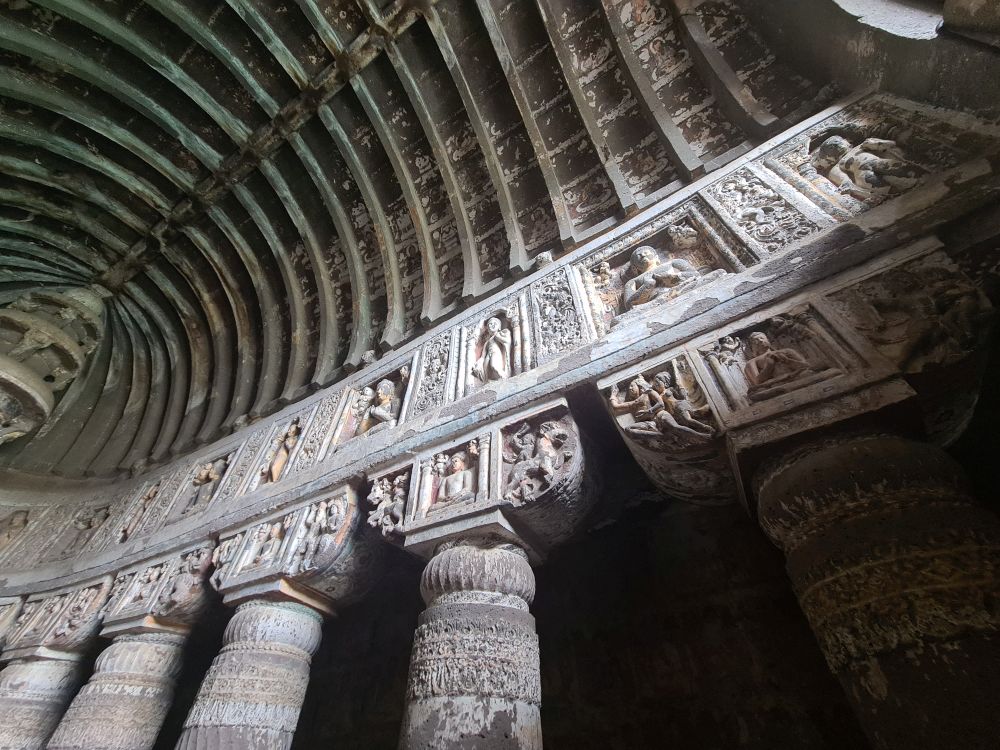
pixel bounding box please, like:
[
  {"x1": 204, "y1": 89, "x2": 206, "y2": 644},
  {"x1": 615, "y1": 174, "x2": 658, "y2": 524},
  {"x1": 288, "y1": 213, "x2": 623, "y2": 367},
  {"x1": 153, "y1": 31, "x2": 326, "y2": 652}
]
[{"x1": 0, "y1": 0, "x2": 828, "y2": 477}]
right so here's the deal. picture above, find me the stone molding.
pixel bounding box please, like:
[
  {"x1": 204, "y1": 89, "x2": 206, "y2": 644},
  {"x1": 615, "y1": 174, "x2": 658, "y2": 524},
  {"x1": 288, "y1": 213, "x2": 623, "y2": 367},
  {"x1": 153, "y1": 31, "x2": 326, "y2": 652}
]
[{"x1": 1, "y1": 91, "x2": 999, "y2": 595}]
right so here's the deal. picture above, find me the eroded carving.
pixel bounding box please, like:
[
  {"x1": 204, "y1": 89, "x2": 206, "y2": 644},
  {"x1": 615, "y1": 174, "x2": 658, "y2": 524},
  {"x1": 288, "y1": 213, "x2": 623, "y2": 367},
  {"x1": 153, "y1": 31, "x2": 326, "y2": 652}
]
[
  {"x1": 118, "y1": 482, "x2": 160, "y2": 543},
  {"x1": 809, "y1": 132, "x2": 925, "y2": 202},
  {"x1": 0, "y1": 509, "x2": 28, "y2": 552},
  {"x1": 367, "y1": 472, "x2": 408, "y2": 536},
  {"x1": 182, "y1": 453, "x2": 232, "y2": 514},
  {"x1": 259, "y1": 418, "x2": 301, "y2": 485}
]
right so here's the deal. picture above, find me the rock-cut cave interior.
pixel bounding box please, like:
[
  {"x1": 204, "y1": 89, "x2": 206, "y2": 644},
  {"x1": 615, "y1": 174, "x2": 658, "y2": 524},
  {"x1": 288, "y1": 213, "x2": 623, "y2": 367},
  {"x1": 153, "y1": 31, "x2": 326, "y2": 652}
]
[{"x1": 0, "y1": 0, "x2": 999, "y2": 748}]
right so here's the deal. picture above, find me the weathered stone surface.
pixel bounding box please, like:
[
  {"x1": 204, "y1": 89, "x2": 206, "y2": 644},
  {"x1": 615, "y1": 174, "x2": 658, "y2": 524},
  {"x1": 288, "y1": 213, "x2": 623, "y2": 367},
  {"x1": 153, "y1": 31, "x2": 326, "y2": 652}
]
[
  {"x1": 47, "y1": 632, "x2": 186, "y2": 750},
  {"x1": 400, "y1": 541, "x2": 542, "y2": 750},
  {"x1": 176, "y1": 600, "x2": 323, "y2": 750},
  {"x1": 754, "y1": 434, "x2": 1000, "y2": 750}
]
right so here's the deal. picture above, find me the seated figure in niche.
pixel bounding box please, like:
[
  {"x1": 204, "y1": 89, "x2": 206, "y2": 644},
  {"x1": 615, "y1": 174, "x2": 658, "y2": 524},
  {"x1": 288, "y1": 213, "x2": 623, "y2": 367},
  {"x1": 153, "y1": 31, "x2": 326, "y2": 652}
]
[
  {"x1": 252, "y1": 522, "x2": 285, "y2": 566},
  {"x1": 742, "y1": 331, "x2": 814, "y2": 398},
  {"x1": 471, "y1": 316, "x2": 512, "y2": 384},
  {"x1": 435, "y1": 451, "x2": 476, "y2": 506},
  {"x1": 810, "y1": 135, "x2": 925, "y2": 201},
  {"x1": 358, "y1": 379, "x2": 400, "y2": 436},
  {"x1": 623, "y1": 245, "x2": 700, "y2": 311}
]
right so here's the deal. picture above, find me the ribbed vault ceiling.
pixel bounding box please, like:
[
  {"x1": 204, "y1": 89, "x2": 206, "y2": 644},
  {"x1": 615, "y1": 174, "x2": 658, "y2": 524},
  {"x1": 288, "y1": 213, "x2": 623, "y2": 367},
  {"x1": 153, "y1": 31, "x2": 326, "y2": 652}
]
[{"x1": 0, "y1": 0, "x2": 826, "y2": 477}]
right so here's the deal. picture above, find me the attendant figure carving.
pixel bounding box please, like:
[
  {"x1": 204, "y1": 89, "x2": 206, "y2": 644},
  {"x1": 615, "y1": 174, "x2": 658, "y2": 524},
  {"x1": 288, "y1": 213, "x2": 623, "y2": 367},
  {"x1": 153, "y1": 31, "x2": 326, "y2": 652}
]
[
  {"x1": 810, "y1": 135, "x2": 925, "y2": 200},
  {"x1": 622, "y1": 245, "x2": 702, "y2": 311},
  {"x1": 296, "y1": 500, "x2": 344, "y2": 573},
  {"x1": 65, "y1": 505, "x2": 110, "y2": 555},
  {"x1": 471, "y1": 316, "x2": 512, "y2": 383},
  {"x1": 185, "y1": 454, "x2": 231, "y2": 513},
  {"x1": 358, "y1": 379, "x2": 401, "y2": 436},
  {"x1": 503, "y1": 421, "x2": 572, "y2": 502},
  {"x1": 119, "y1": 483, "x2": 160, "y2": 543},
  {"x1": 260, "y1": 419, "x2": 300, "y2": 484},
  {"x1": 367, "y1": 475, "x2": 407, "y2": 536}
]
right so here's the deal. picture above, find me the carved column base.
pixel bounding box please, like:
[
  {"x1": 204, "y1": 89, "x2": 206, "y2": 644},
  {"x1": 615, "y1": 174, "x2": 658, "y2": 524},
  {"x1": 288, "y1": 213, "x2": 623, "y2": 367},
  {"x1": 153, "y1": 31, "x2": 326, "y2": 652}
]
[
  {"x1": 754, "y1": 434, "x2": 1000, "y2": 750},
  {"x1": 175, "y1": 600, "x2": 322, "y2": 750},
  {"x1": 47, "y1": 631, "x2": 186, "y2": 750},
  {"x1": 400, "y1": 542, "x2": 542, "y2": 750},
  {"x1": 0, "y1": 657, "x2": 83, "y2": 750}
]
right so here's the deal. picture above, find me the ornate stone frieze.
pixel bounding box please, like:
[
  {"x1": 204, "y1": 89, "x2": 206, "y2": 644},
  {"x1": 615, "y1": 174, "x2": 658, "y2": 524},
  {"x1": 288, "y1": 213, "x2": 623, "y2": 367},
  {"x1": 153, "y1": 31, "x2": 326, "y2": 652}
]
[
  {"x1": 3, "y1": 579, "x2": 111, "y2": 660},
  {"x1": 101, "y1": 545, "x2": 214, "y2": 635},
  {"x1": 577, "y1": 200, "x2": 749, "y2": 336},
  {"x1": 211, "y1": 485, "x2": 383, "y2": 609},
  {"x1": 826, "y1": 250, "x2": 992, "y2": 375},
  {"x1": 331, "y1": 354, "x2": 418, "y2": 445},
  {"x1": 164, "y1": 451, "x2": 235, "y2": 524},
  {"x1": 602, "y1": 354, "x2": 736, "y2": 504},
  {"x1": 530, "y1": 268, "x2": 588, "y2": 365},
  {"x1": 369, "y1": 399, "x2": 591, "y2": 559},
  {"x1": 0, "y1": 597, "x2": 22, "y2": 652},
  {"x1": 287, "y1": 393, "x2": 343, "y2": 475},
  {"x1": 457, "y1": 295, "x2": 534, "y2": 398},
  {"x1": 409, "y1": 330, "x2": 458, "y2": 418}
]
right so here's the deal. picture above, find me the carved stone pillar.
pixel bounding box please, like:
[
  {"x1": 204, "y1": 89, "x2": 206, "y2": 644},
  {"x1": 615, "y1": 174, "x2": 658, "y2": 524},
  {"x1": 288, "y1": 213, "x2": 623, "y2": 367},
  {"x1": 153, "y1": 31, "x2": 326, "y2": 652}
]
[
  {"x1": 175, "y1": 599, "x2": 323, "y2": 750},
  {"x1": 753, "y1": 434, "x2": 1000, "y2": 750},
  {"x1": 0, "y1": 657, "x2": 83, "y2": 750},
  {"x1": 46, "y1": 632, "x2": 185, "y2": 750},
  {"x1": 0, "y1": 580, "x2": 110, "y2": 750},
  {"x1": 399, "y1": 540, "x2": 542, "y2": 750}
]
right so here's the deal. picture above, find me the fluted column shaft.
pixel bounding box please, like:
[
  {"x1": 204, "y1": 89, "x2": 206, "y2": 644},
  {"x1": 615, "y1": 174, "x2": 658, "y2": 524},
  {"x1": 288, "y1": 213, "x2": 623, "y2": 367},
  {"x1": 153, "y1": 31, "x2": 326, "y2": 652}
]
[
  {"x1": 47, "y1": 632, "x2": 186, "y2": 750},
  {"x1": 400, "y1": 542, "x2": 542, "y2": 750},
  {"x1": 0, "y1": 657, "x2": 83, "y2": 750},
  {"x1": 754, "y1": 434, "x2": 1000, "y2": 750},
  {"x1": 175, "y1": 599, "x2": 322, "y2": 750}
]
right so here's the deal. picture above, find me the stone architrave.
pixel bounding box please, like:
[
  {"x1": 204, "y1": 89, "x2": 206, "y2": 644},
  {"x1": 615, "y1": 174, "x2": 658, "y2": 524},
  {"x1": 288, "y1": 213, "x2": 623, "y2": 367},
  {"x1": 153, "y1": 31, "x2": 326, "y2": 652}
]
[
  {"x1": 754, "y1": 434, "x2": 1000, "y2": 750},
  {"x1": 46, "y1": 546, "x2": 214, "y2": 750},
  {"x1": 175, "y1": 486, "x2": 384, "y2": 750},
  {"x1": 0, "y1": 579, "x2": 111, "y2": 750}
]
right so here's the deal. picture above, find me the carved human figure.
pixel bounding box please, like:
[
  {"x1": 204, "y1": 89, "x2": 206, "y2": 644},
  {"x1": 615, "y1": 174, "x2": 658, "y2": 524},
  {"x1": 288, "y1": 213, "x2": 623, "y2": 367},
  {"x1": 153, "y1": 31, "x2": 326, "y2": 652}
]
[
  {"x1": 0, "y1": 509, "x2": 28, "y2": 551},
  {"x1": 503, "y1": 421, "x2": 571, "y2": 501},
  {"x1": 65, "y1": 505, "x2": 109, "y2": 555},
  {"x1": 436, "y1": 451, "x2": 476, "y2": 506},
  {"x1": 649, "y1": 371, "x2": 715, "y2": 437},
  {"x1": 252, "y1": 522, "x2": 285, "y2": 566},
  {"x1": 810, "y1": 135, "x2": 925, "y2": 200},
  {"x1": 367, "y1": 475, "x2": 406, "y2": 536},
  {"x1": 184, "y1": 454, "x2": 231, "y2": 513},
  {"x1": 622, "y1": 245, "x2": 702, "y2": 310},
  {"x1": 210, "y1": 534, "x2": 243, "y2": 588},
  {"x1": 296, "y1": 500, "x2": 344, "y2": 573},
  {"x1": 155, "y1": 548, "x2": 212, "y2": 621},
  {"x1": 742, "y1": 331, "x2": 813, "y2": 397},
  {"x1": 358, "y1": 379, "x2": 400, "y2": 436},
  {"x1": 131, "y1": 566, "x2": 162, "y2": 603},
  {"x1": 118, "y1": 483, "x2": 160, "y2": 543},
  {"x1": 471, "y1": 316, "x2": 513, "y2": 383},
  {"x1": 609, "y1": 376, "x2": 658, "y2": 425},
  {"x1": 260, "y1": 419, "x2": 300, "y2": 484}
]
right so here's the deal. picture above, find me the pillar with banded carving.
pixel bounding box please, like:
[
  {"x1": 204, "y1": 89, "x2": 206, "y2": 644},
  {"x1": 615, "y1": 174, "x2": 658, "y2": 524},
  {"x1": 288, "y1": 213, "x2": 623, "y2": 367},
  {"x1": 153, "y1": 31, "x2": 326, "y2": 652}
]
[
  {"x1": 400, "y1": 540, "x2": 542, "y2": 750},
  {"x1": 46, "y1": 632, "x2": 186, "y2": 750},
  {"x1": 0, "y1": 657, "x2": 84, "y2": 750},
  {"x1": 754, "y1": 434, "x2": 1000, "y2": 750},
  {"x1": 175, "y1": 599, "x2": 323, "y2": 750}
]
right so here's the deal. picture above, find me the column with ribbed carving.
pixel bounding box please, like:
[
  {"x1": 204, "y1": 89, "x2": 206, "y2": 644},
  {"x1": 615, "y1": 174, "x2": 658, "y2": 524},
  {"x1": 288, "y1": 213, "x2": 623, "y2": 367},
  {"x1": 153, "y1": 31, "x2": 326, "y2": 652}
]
[
  {"x1": 754, "y1": 434, "x2": 1000, "y2": 750},
  {"x1": 399, "y1": 540, "x2": 542, "y2": 750},
  {"x1": 0, "y1": 657, "x2": 84, "y2": 750},
  {"x1": 175, "y1": 599, "x2": 323, "y2": 750},
  {"x1": 47, "y1": 632, "x2": 186, "y2": 750}
]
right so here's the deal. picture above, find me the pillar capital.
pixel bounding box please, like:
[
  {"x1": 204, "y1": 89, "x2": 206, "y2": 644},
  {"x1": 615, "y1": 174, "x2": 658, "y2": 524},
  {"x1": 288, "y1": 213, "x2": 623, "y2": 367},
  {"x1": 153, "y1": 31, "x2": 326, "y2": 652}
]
[
  {"x1": 366, "y1": 397, "x2": 594, "y2": 562},
  {"x1": 208, "y1": 483, "x2": 385, "y2": 617}
]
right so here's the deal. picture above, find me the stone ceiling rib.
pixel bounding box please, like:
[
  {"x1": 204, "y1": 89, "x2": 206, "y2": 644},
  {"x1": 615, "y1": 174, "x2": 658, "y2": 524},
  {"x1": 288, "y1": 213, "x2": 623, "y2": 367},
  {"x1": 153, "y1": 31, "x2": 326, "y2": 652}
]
[{"x1": 0, "y1": 0, "x2": 827, "y2": 477}]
